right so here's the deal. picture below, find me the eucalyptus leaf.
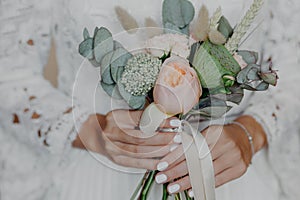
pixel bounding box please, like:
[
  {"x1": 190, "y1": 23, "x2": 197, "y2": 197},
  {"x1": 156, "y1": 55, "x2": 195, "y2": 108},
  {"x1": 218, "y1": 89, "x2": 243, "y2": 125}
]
[
  {"x1": 255, "y1": 81, "x2": 269, "y2": 91},
  {"x1": 247, "y1": 67, "x2": 260, "y2": 81},
  {"x1": 110, "y1": 48, "x2": 132, "y2": 82},
  {"x1": 114, "y1": 40, "x2": 124, "y2": 50},
  {"x1": 237, "y1": 50, "x2": 258, "y2": 64},
  {"x1": 117, "y1": 82, "x2": 146, "y2": 109},
  {"x1": 163, "y1": 0, "x2": 194, "y2": 28},
  {"x1": 100, "y1": 51, "x2": 114, "y2": 85},
  {"x1": 118, "y1": 81, "x2": 146, "y2": 110},
  {"x1": 259, "y1": 72, "x2": 278, "y2": 86},
  {"x1": 83, "y1": 28, "x2": 90, "y2": 40},
  {"x1": 94, "y1": 27, "x2": 114, "y2": 63},
  {"x1": 237, "y1": 64, "x2": 259, "y2": 84},
  {"x1": 78, "y1": 38, "x2": 94, "y2": 60},
  {"x1": 100, "y1": 81, "x2": 123, "y2": 100},
  {"x1": 218, "y1": 16, "x2": 233, "y2": 39},
  {"x1": 164, "y1": 22, "x2": 182, "y2": 34}
]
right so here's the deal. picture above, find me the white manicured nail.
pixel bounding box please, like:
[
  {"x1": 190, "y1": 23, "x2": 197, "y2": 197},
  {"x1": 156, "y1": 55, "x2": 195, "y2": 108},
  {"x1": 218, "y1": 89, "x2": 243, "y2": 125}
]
[
  {"x1": 170, "y1": 144, "x2": 179, "y2": 152},
  {"x1": 173, "y1": 134, "x2": 182, "y2": 144},
  {"x1": 157, "y1": 161, "x2": 169, "y2": 171},
  {"x1": 188, "y1": 190, "x2": 194, "y2": 198},
  {"x1": 170, "y1": 119, "x2": 181, "y2": 127},
  {"x1": 168, "y1": 184, "x2": 180, "y2": 194},
  {"x1": 155, "y1": 174, "x2": 167, "y2": 184}
]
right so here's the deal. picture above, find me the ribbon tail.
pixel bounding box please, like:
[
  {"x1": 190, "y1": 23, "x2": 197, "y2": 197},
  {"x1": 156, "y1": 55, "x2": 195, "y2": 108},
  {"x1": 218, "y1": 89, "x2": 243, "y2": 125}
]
[{"x1": 180, "y1": 121, "x2": 216, "y2": 200}]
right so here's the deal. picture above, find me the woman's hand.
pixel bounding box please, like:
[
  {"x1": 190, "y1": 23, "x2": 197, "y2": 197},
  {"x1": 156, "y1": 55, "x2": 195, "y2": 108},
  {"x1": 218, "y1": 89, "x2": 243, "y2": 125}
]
[
  {"x1": 154, "y1": 115, "x2": 267, "y2": 195},
  {"x1": 72, "y1": 110, "x2": 180, "y2": 170}
]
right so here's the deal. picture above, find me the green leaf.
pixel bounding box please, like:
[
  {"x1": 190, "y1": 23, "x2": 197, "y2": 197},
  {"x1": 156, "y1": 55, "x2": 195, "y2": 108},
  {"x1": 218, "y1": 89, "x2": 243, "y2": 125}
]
[
  {"x1": 110, "y1": 48, "x2": 132, "y2": 82},
  {"x1": 117, "y1": 82, "x2": 146, "y2": 109},
  {"x1": 236, "y1": 64, "x2": 259, "y2": 84},
  {"x1": 237, "y1": 50, "x2": 258, "y2": 64},
  {"x1": 192, "y1": 41, "x2": 237, "y2": 88},
  {"x1": 78, "y1": 38, "x2": 94, "y2": 60},
  {"x1": 180, "y1": 0, "x2": 195, "y2": 26},
  {"x1": 205, "y1": 41, "x2": 241, "y2": 74},
  {"x1": 162, "y1": 0, "x2": 194, "y2": 29},
  {"x1": 218, "y1": 16, "x2": 233, "y2": 39},
  {"x1": 83, "y1": 28, "x2": 90, "y2": 40},
  {"x1": 100, "y1": 81, "x2": 123, "y2": 100},
  {"x1": 94, "y1": 27, "x2": 114, "y2": 63},
  {"x1": 114, "y1": 40, "x2": 124, "y2": 50},
  {"x1": 100, "y1": 51, "x2": 114, "y2": 85},
  {"x1": 164, "y1": 22, "x2": 182, "y2": 34},
  {"x1": 192, "y1": 44, "x2": 224, "y2": 88},
  {"x1": 260, "y1": 72, "x2": 278, "y2": 86},
  {"x1": 188, "y1": 42, "x2": 201, "y2": 64},
  {"x1": 255, "y1": 81, "x2": 269, "y2": 91},
  {"x1": 247, "y1": 67, "x2": 260, "y2": 81}
]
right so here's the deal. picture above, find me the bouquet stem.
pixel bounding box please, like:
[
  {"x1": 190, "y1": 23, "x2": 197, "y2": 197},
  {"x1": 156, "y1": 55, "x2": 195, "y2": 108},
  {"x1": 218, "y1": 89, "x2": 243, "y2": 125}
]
[
  {"x1": 139, "y1": 170, "x2": 158, "y2": 200},
  {"x1": 162, "y1": 183, "x2": 169, "y2": 200}
]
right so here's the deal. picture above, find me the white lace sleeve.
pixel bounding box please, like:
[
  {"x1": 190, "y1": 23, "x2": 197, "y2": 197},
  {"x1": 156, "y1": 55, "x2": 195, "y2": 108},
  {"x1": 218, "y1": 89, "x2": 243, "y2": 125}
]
[
  {"x1": 244, "y1": 0, "x2": 300, "y2": 198},
  {"x1": 0, "y1": 0, "x2": 89, "y2": 154}
]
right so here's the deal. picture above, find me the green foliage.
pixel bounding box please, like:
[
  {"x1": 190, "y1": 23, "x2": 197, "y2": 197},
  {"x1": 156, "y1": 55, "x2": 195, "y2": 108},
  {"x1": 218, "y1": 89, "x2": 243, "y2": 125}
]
[
  {"x1": 191, "y1": 41, "x2": 240, "y2": 88},
  {"x1": 162, "y1": 0, "x2": 195, "y2": 35},
  {"x1": 218, "y1": 16, "x2": 233, "y2": 39},
  {"x1": 237, "y1": 50, "x2": 258, "y2": 64},
  {"x1": 94, "y1": 27, "x2": 114, "y2": 63},
  {"x1": 237, "y1": 62, "x2": 278, "y2": 91},
  {"x1": 83, "y1": 28, "x2": 90, "y2": 40},
  {"x1": 100, "y1": 82, "x2": 123, "y2": 100},
  {"x1": 78, "y1": 38, "x2": 93, "y2": 59},
  {"x1": 117, "y1": 82, "x2": 146, "y2": 109}
]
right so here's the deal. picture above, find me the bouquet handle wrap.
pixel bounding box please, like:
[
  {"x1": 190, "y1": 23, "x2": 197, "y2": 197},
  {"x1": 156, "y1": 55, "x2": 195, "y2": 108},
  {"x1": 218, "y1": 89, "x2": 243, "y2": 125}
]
[{"x1": 180, "y1": 121, "x2": 216, "y2": 200}]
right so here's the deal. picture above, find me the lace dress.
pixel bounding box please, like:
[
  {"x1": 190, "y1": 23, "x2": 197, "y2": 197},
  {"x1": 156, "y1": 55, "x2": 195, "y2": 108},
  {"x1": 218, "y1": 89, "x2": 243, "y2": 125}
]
[{"x1": 0, "y1": 0, "x2": 299, "y2": 199}]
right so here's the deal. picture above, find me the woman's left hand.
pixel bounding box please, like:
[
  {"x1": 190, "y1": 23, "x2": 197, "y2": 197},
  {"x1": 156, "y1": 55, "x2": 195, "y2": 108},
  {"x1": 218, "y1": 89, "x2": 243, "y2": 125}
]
[{"x1": 155, "y1": 115, "x2": 267, "y2": 195}]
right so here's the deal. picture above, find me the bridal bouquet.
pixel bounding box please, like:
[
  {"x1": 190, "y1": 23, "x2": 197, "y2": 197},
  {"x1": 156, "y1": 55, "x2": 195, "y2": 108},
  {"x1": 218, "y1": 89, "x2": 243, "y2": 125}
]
[{"x1": 79, "y1": 0, "x2": 278, "y2": 199}]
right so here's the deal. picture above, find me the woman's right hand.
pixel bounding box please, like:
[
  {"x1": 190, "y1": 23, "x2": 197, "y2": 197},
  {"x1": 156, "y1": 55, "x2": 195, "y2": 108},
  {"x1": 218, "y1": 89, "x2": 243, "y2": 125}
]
[{"x1": 73, "y1": 110, "x2": 180, "y2": 170}]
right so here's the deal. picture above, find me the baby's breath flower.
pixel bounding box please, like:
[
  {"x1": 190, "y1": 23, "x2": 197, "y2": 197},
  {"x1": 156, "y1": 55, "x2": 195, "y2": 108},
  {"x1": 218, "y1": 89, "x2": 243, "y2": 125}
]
[{"x1": 121, "y1": 53, "x2": 162, "y2": 96}]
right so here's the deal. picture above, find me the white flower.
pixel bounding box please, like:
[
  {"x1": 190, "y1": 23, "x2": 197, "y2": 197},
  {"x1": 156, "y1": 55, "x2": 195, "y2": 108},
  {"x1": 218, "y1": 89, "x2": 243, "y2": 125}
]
[
  {"x1": 121, "y1": 53, "x2": 162, "y2": 96},
  {"x1": 145, "y1": 33, "x2": 190, "y2": 58}
]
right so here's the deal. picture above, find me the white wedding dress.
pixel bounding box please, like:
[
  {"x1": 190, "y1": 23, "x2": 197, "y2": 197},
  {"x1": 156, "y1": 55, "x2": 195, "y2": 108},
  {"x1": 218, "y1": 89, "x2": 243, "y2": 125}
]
[{"x1": 0, "y1": 0, "x2": 300, "y2": 199}]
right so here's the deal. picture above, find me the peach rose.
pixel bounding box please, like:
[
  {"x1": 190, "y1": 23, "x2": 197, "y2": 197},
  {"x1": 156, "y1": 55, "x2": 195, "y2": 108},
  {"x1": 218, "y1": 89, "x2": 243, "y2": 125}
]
[{"x1": 153, "y1": 57, "x2": 202, "y2": 115}]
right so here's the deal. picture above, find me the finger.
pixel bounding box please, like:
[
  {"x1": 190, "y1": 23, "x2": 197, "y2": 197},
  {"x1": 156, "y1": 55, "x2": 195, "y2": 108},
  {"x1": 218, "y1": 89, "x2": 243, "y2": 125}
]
[
  {"x1": 155, "y1": 160, "x2": 188, "y2": 184},
  {"x1": 167, "y1": 176, "x2": 191, "y2": 194},
  {"x1": 113, "y1": 141, "x2": 180, "y2": 158},
  {"x1": 160, "y1": 117, "x2": 181, "y2": 128},
  {"x1": 215, "y1": 163, "x2": 247, "y2": 187},
  {"x1": 107, "y1": 128, "x2": 177, "y2": 146},
  {"x1": 156, "y1": 145, "x2": 185, "y2": 171},
  {"x1": 111, "y1": 155, "x2": 159, "y2": 170},
  {"x1": 187, "y1": 189, "x2": 194, "y2": 198},
  {"x1": 108, "y1": 110, "x2": 143, "y2": 128},
  {"x1": 202, "y1": 125, "x2": 223, "y2": 147},
  {"x1": 213, "y1": 150, "x2": 240, "y2": 175}
]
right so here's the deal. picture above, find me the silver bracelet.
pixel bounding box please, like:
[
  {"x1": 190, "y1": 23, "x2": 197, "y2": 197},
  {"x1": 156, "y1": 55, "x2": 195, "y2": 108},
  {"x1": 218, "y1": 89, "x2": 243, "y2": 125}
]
[{"x1": 231, "y1": 121, "x2": 255, "y2": 163}]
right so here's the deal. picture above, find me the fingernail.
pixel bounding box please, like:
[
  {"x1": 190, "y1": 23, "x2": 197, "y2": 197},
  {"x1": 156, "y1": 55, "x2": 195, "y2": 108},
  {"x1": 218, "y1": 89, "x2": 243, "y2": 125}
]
[
  {"x1": 170, "y1": 119, "x2": 181, "y2": 127},
  {"x1": 155, "y1": 174, "x2": 167, "y2": 184},
  {"x1": 170, "y1": 144, "x2": 179, "y2": 152},
  {"x1": 173, "y1": 134, "x2": 182, "y2": 144},
  {"x1": 188, "y1": 190, "x2": 194, "y2": 198},
  {"x1": 157, "y1": 161, "x2": 169, "y2": 171},
  {"x1": 168, "y1": 184, "x2": 180, "y2": 194}
]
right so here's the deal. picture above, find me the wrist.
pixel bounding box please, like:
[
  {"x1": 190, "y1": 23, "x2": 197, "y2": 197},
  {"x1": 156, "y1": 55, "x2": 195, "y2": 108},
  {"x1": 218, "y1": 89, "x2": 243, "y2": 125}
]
[{"x1": 235, "y1": 115, "x2": 267, "y2": 153}]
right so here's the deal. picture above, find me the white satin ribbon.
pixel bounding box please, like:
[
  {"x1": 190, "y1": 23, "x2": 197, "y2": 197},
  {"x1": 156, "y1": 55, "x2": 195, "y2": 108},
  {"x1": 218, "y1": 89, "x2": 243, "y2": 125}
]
[{"x1": 180, "y1": 121, "x2": 216, "y2": 200}]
